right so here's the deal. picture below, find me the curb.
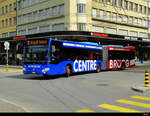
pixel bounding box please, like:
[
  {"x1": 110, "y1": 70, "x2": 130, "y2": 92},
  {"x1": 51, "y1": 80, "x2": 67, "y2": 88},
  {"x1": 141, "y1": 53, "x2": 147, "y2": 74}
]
[
  {"x1": 0, "y1": 69, "x2": 23, "y2": 73},
  {"x1": 0, "y1": 65, "x2": 22, "y2": 69},
  {"x1": 131, "y1": 85, "x2": 150, "y2": 93}
]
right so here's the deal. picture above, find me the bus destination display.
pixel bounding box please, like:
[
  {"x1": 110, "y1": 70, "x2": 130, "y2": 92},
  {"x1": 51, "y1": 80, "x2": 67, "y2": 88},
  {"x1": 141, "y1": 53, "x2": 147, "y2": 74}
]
[{"x1": 27, "y1": 40, "x2": 48, "y2": 46}]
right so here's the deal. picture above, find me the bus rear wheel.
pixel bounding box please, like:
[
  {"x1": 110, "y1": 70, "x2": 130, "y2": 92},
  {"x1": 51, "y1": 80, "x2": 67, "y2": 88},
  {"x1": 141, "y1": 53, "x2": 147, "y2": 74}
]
[
  {"x1": 96, "y1": 64, "x2": 101, "y2": 73},
  {"x1": 120, "y1": 63, "x2": 126, "y2": 70},
  {"x1": 66, "y1": 66, "x2": 72, "y2": 77}
]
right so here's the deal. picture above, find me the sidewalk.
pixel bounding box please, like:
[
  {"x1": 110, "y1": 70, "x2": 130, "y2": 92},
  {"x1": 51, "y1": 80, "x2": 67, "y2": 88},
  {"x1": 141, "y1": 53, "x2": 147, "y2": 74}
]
[
  {"x1": 0, "y1": 65, "x2": 22, "y2": 69},
  {"x1": 0, "y1": 65, "x2": 23, "y2": 73},
  {"x1": 132, "y1": 60, "x2": 150, "y2": 93},
  {"x1": 135, "y1": 60, "x2": 150, "y2": 67}
]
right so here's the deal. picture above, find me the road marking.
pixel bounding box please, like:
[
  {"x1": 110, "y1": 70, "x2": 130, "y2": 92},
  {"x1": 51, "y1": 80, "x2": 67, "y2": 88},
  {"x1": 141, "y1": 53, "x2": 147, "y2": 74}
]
[
  {"x1": 98, "y1": 104, "x2": 142, "y2": 113},
  {"x1": 131, "y1": 96, "x2": 150, "y2": 101},
  {"x1": 116, "y1": 99, "x2": 150, "y2": 109},
  {"x1": 76, "y1": 109, "x2": 96, "y2": 113}
]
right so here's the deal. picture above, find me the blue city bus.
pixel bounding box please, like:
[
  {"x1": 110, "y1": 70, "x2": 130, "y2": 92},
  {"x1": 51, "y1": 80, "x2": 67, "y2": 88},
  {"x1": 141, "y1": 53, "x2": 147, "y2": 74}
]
[{"x1": 23, "y1": 38, "x2": 103, "y2": 77}]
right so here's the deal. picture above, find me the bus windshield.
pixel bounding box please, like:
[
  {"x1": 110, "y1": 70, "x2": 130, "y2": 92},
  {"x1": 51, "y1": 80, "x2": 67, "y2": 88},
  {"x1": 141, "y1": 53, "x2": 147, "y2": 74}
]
[{"x1": 24, "y1": 45, "x2": 48, "y2": 65}]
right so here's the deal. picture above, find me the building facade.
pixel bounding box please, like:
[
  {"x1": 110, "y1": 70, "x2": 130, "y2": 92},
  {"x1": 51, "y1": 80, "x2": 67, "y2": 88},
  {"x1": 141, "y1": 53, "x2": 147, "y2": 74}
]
[
  {"x1": 0, "y1": 0, "x2": 150, "y2": 65},
  {"x1": 0, "y1": 0, "x2": 17, "y2": 38},
  {"x1": 17, "y1": 0, "x2": 150, "y2": 39}
]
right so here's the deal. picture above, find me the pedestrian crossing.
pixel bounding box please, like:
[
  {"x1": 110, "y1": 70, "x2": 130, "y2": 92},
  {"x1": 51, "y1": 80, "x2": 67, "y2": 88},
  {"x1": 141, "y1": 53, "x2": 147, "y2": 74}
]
[
  {"x1": 98, "y1": 104, "x2": 142, "y2": 113},
  {"x1": 75, "y1": 95, "x2": 150, "y2": 113}
]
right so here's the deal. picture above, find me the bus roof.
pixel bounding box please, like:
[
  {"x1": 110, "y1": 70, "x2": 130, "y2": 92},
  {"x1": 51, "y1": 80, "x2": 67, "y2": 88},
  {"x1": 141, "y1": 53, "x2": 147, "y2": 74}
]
[
  {"x1": 106, "y1": 45, "x2": 124, "y2": 47},
  {"x1": 107, "y1": 46, "x2": 136, "y2": 52},
  {"x1": 62, "y1": 41, "x2": 103, "y2": 50}
]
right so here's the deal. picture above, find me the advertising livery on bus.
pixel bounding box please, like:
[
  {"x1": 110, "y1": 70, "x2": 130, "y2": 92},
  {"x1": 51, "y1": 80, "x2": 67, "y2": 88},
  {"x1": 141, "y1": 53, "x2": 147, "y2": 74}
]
[{"x1": 23, "y1": 38, "x2": 136, "y2": 77}]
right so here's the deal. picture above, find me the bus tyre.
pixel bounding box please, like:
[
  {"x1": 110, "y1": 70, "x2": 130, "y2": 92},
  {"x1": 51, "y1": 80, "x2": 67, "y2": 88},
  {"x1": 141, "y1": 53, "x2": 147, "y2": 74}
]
[
  {"x1": 121, "y1": 63, "x2": 126, "y2": 70},
  {"x1": 96, "y1": 64, "x2": 101, "y2": 73},
  {"x1": 43, "y1": 74, "x2": 49, "y2": 78},
  {"x1": 66, "y1": 66, "x2": 72, "y2": 77}
]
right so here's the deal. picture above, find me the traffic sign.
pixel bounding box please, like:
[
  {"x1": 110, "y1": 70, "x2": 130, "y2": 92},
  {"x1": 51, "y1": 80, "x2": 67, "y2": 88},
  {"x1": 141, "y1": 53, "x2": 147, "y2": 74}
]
[{"x1": 4, "y1": 41, "x2": 10, "y2": 50}]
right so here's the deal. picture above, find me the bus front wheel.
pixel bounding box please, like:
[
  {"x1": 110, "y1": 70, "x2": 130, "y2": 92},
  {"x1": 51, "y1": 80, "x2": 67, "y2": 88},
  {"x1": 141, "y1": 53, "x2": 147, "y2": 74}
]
[
  {"x1": 66, "y1": 66, "x2": 72, "y2": 77},
  {"x1": 43, "y1": 74, "x2": 49, "y2": 78}
]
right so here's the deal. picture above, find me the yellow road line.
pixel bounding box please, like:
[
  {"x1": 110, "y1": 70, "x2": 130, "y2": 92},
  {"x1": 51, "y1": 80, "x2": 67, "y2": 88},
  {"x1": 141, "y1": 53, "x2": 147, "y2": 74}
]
[
  {"x1": 98, "y1": 104, "x2": 142, "y2": 113},
  {"x1": 131, "y1": 96, "x2": 150, "y2": 101},
  {"x1": 116, "y1": 99, "x2": 150, "y2": 109},
  {"x1": 76, "y1": 109, "x2": 96, "y2": 113}
]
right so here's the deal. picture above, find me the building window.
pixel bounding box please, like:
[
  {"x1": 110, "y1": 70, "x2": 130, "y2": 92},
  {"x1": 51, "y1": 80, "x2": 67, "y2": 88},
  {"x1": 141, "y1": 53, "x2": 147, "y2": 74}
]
[
  {"x1": 13, "y1": 2, "x2": 16, "y2": 10},
  {"x1": 77, "y1": 3, "x2": 86, "y2": 13},
  {"x1": 129, "y1": 16, "x2": 133, "y2": 24},
  {"x1": 51, "y1": 6, "x2": 58, "y2": 16},
  {"x1": 118, "y1": 0, "x2": 123, "y2": 7},
  {"x1": 139, "y1": 5, "x2": 142, "y2": 13},
  {"x1": 5, "y1": 5, "x2": 8, "y2": 13},
  {"x1": 92, "y1": 8, "x2": 97, "y2": 17},
  {"x1": 39, "y1": 9, "x2": 45, "y2": 17},
  {"x1": 13, "y1": 17, "x2": 16, "y2": 25},
  {"x1": 133, "y1": 3, "x2": 138, "y2": 12},
  {"x1": 9, "y1": 18, "x2": 12, "y2": 26},
  {"x1": 59, "y1": 4, "x2": 64, "y2": 15},
  {"x1": 9, "y1": 4, "x2": 13, "y2": 12},
  {"x1": 124, "y1": 0, "x2": 128, "y2": 9},
  {"x1": 99, "y1": 10, "x2": 104, "y2": 18},
  {"x1": 112, "y1": 13, "x2": 117, "y2": 22},
  {"x1": 118, "y1": 14, "x2": 122, "y2": 22},
  {"x1": 144, "y1": 6, "x2": 147, "y2": 14},
  {"x1": 138, "y1": 19, "x2": 142, "y2": 25},
  {"x1": 92, "y1": 26, "x2": 104, "y2": 33},
  {"x1": 134, "y1": 18, "x2": 138, "y2": 25},
  {"x1": 9, "y1": 31, "x2": 16, "y2": 37},
  {"x1": 2, "y1": 7, "x2": 4, "y2": 14},
  {"x1": 77, "y1": 23, "x2": 86, "y2": 31},
  {"x1": 5, "y1": 19, "x2": 8, "y2": 27},
  {"x1": 106, "y1": 11, "x2": 111, "y2": 20},
  {"x1": 28, "y1": 28, "x2": 37, "y2": 34},
  {"x1": 123, "y1": 15, "x2": 128, "y2": 23},
  {"x1": 52, "y1": 23, "x2": 65, "y2": 31},
  {"x1": 143, "y1": 20, "x2": 148, "y2": 27},
  {"x1": 2, "y1": 33, "x2": 8, "y2": 38},
  {"x1": 139, "y1": 32, "x2": 147, "y2": 38},
  {"x1": 18, "y1": 29, "x2": 26, "y2": 35},
  {"x1": 112, "y1": 0, "x2": 117, "y2": 6},
  {"x1": 39, "y1": 25, "x2": 50, "y2": 33},
  {"x1": 129, "y1": 2, "x2": 133, "y2": 11},
  {"x1": 129, "y1": 31, "x2": 138, "y2": 37},
  {"x1": 106, "y1": 28, "x2": 117, "y2": 34},
  {"x1": 118, "y1": 29, "x2": 128, "y2": 36},
  {"x1": 2, "y1": 20, "x2": 4, "y2": 27}
]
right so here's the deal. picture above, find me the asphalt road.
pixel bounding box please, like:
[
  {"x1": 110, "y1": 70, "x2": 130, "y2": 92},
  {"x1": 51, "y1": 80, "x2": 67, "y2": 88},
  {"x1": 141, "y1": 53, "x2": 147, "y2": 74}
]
[{"x1": 0, "y1": 64, "x2": 150, "y2": 112}]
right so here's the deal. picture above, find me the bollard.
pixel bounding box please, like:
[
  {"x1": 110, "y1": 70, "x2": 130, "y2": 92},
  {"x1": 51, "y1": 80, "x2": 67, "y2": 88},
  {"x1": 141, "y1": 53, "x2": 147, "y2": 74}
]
[
  {"x1": 5, "y1": 64, "x2": 8, "y2": 72},
  {"x1": 145, "y1": 71, "x2": 149, "y2": 87}
]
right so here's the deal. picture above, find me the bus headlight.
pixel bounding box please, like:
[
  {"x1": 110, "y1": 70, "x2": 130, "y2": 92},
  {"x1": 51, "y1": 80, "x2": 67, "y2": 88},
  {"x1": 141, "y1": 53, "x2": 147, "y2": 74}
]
[
  {"x1": 42, "y1": 68, "x2": 50, "y2": 72},
  {"x1": 23, "y1": 68, "x2": 26, "y2": 71}
]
